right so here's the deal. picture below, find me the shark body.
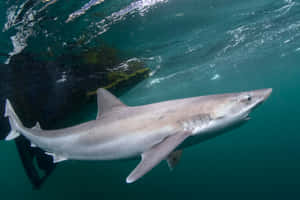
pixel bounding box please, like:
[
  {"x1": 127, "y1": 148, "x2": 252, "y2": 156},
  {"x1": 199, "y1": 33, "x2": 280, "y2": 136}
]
[{"x1": 4, "y1": 88, "x2": 272, "y2": 183}]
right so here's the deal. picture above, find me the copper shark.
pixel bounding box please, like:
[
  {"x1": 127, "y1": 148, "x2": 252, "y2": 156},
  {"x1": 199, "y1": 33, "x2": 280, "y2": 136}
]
[{"x1": 4, "y1": 88, "x2": 272, "y2": 183}]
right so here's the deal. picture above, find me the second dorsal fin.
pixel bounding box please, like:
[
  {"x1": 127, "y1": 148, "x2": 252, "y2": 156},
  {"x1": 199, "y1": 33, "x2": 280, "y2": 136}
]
[
  {"x1": 32, "y1": 122, "x2": 41, "y2": 130},
  {"x1": 96, "y1": 88, "x2": 126, "y2": 119}
]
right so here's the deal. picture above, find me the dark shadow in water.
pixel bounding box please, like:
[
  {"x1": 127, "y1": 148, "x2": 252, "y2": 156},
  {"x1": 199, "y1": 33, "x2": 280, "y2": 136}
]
[{"x1": 15, "y1": 136, "x2": 56, "y2": 189}]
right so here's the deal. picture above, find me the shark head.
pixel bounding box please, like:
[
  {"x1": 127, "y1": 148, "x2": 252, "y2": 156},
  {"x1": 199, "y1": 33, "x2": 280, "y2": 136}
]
[{"x1": 213, "y1": 88, "x2": 272, "y2": 121}]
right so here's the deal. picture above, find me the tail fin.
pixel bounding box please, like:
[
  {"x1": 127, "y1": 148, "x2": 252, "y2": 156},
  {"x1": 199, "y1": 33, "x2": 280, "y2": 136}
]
[{"x1": 4, "y1": 99, "x2": 23, "y2": 140}]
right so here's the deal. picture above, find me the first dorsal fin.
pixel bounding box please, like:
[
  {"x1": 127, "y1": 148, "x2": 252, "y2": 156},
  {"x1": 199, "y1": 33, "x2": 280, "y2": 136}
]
[{"x1": 96, "y1": 88, "x2": 127, "y2": 119}]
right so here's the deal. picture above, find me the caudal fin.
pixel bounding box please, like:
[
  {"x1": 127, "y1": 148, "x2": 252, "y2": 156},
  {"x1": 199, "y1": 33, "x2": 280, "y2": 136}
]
[{"x1": 4, "y1": 99, "x2": 23, "y2": 140}]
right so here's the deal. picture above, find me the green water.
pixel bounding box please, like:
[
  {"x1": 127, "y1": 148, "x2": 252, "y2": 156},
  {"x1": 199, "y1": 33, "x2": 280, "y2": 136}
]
[{"x1": 1, "y1": 0, "x2": 300, "y2": 199}]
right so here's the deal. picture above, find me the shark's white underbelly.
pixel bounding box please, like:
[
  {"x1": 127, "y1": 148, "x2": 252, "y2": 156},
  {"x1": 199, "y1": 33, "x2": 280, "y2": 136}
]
[
  {"x1": 23, "y1": 112, "x2": 246, "y2": 162},
  {"x1": 65, "y1": 115, "x2": 244, "y2": 160},
  {"x1": 43, "y1": 126, "x2": 175, "y2": 161}
]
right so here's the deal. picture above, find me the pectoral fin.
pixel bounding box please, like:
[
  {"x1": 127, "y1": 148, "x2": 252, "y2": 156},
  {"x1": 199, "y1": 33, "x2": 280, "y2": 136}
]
[
  {"x1": 126, "y1": 132, "x2": 190, "y2": 183},
  {"x1": 166, "y1": 150, "x2": 183, "y2": 171}
]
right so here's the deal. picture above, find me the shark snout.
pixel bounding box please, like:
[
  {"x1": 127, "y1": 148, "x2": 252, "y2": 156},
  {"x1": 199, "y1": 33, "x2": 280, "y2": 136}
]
[
  {"x1": 263, "y1": 88, "x2": 272, "y2": 101},
  {"x1": 250, "y1": 88, "x2": 272, "y2": 109},
  {"x1": 257, "y1": 88, "x2": 273, "y2": 102}
]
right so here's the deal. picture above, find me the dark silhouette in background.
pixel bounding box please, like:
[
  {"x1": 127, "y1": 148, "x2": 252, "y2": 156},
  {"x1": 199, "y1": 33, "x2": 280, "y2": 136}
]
[
  {"x1": 0, "y1": 45, "x2": 148, "y2": 189},
  {"x1": 15, "y1": 136, "x2": 56, "y2": 189},
  {"x1": 0, "y1": 128, "x2": 55, "y2": 189}
]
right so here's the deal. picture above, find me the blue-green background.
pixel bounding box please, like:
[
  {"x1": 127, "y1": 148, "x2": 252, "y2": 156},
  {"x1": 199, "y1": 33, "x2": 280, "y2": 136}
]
[{"x1": 1, "y1": 0, "x2": 300, "y2": 199}]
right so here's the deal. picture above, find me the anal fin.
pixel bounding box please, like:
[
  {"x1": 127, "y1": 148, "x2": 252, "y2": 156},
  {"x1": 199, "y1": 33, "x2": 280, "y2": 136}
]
[
  {"x1": 30, "y1": 143, "x2": 37, "y2": 148},
  {"x1": 45, "y1": 152, "x2": 67, "y2": 163}
]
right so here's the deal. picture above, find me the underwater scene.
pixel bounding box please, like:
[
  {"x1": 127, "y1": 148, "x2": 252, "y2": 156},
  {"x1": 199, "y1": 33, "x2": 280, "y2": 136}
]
[{"x1": 1, "y1": 0, "x2": 300, "y2": 199}]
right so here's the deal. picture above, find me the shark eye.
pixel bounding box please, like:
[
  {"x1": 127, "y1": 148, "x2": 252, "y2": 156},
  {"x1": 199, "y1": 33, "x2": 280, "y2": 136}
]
[{"x1": 240, "y1": 95, "x2": 251, "y2": 102}]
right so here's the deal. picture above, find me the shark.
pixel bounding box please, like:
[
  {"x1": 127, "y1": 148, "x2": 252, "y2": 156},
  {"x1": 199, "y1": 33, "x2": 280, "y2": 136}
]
[{"x1": 4, "y1": 88, "x2": 272, "y2": 183}]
